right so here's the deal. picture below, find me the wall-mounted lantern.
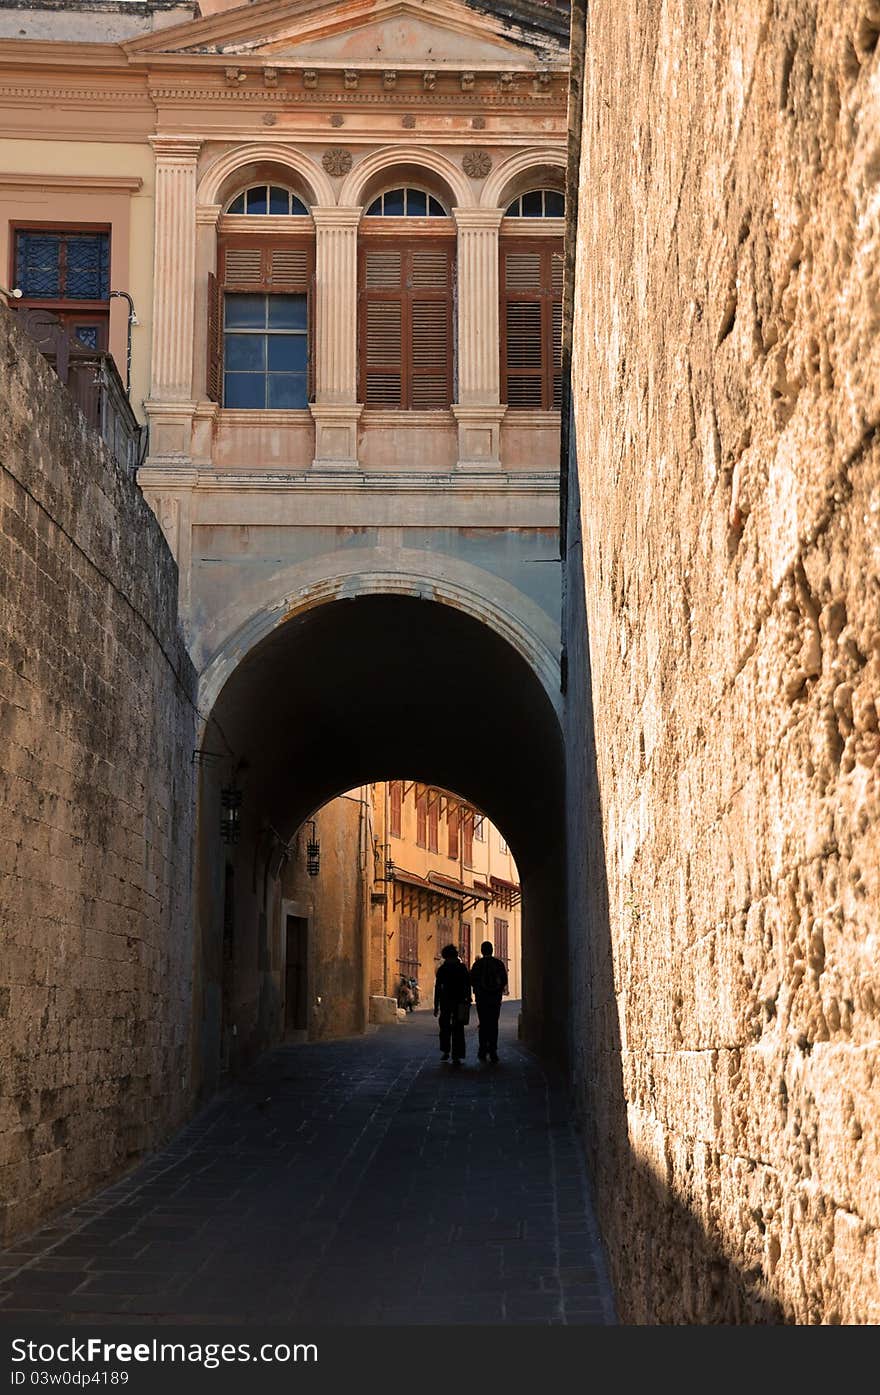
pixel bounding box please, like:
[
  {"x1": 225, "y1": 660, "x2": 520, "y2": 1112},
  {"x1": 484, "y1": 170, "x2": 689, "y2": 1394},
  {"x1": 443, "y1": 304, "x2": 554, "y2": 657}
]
[
  {"x1": 306, "y1": 820, "x2": 320, "y2": 876},
  {"x1": 220, "y1": 784, "x2": 242, "y2": 844}
]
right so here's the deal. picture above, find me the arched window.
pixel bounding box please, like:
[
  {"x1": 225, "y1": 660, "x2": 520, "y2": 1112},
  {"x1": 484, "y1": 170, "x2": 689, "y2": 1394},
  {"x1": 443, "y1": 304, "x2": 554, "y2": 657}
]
[
  {"x1": 207, "y1": 181, "x2": 314, "y2": 409},
  {"x1": 359, "y1": 184, "x2": 454, "y2": 410},
  {"x1": 505, "y1": 189, "x2": 565, "y2": 218},
  {"x1": 365, "y1": 187, "x2": 447, "y2": 217},
  {"x1": 226, "y1": 184, "x2": 309, "y2": 216}
]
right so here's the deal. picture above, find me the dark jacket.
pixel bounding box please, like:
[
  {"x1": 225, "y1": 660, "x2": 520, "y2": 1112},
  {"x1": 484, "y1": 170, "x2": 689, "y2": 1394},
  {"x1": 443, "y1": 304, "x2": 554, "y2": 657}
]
[
  {"x1": 469, "y1": 955, "x2": 508, "y2": 998},
  {"x1": 434, "y1": 958, "x2": 471, "y2": 1011}
]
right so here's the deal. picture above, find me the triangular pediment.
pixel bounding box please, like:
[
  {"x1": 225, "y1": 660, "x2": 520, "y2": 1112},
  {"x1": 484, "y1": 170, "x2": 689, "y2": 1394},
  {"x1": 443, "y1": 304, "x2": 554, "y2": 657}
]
[{"x1": 124, "y1": 0, "x2": 567, "y2": 69}]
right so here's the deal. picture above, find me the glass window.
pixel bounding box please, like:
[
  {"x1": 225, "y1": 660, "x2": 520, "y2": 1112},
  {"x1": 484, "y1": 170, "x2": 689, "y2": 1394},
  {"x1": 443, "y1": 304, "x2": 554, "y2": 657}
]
[
  {"x1": 225, "y1": 185, "x2": 309, "y2": 216},
  {"x1": 223, "y1": 292, "x2": 308, "y2": 409},
  {"x1": 15, "y1": 230, "x2": 109, "y2": 301},
  {"x1": 365, "y1": 187, "x2": 447, "y2": 217},
  {"x1": 505, "y1": 189, "x2": 566, "y2": 218}
]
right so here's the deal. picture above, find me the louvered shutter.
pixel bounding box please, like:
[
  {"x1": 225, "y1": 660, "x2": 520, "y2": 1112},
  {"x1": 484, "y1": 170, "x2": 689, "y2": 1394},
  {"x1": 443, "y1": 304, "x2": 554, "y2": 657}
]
[
  {"x1": 409, "y1": 246, "x2": 453, "y2": 410},
  {"x1": 361, "y1": 246, "x2": 404, "y2": 408},
  {"x1": 360, "y1": 241, "x2": 453, "y2": 410},
  {"x1": 206, "y1": 270, "x2": 222, "y2": 403},
  {"x1": 220, "y1": 239, "x2": 312, "y2": 292},
  {"x1": 501, "y1": 240, "x2": 564, "y2": 410}
]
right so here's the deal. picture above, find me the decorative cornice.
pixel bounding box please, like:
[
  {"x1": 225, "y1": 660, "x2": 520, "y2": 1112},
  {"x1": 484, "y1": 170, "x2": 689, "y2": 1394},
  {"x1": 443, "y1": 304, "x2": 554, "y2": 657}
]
[
  {"x1": 196, "y1": 203, "x2": 223, "y2": 226},
  {"x1": 0, "y1": 172, "x2": 142, "y2": 191}
]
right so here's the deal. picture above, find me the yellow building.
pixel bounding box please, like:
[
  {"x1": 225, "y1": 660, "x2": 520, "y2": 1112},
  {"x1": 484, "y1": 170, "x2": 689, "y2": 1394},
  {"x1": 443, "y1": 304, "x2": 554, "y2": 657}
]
[{"x1": 370, "y1": 781, "x2": 522, "y2": 1004}]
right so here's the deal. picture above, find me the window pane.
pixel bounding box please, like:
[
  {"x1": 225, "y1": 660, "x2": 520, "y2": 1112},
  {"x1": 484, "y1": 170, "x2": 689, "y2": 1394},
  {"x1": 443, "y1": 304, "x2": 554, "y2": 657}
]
[
  {"x1": 17, "y1": 234, "x2": 60, "y2": 297},
  {"x1": 505, "y1": 197, "x2": 521, "y2": 217},
  {"x1": 225, "y1": 294, "x2": 265, "y2": 328},
  {"x1": 268, "y1": 372, "x2": 307, "y2": 408},
  {"x1": 74, "y1": 326, "x2": 99, "y2": 349},
  {"x1": 291, "y1": 196, "x2": 308, "y2": 215},
  {"x1": 268, "y1": 335, "x2": 307, "y2": 371},
  {"x1": 268, "y1": 294, "x2": 306, "y2": 329},
  {"x1": 407, "y1": 189, "x2": 427, "y2": 216},
  {"x1": 545, "y1": 190, "x2": 565, "y2": 217},
  {"x1": 228, "y1": 193, "x2": 246, "y2": 214},
  {"x1": 225, "y1": 333, "x2": 265, "y2": 371},
  {"x1": 428, "y1": 196, "x2": 445, "y2": 216},
  {"x1": 246, "y1": 186, "x2": 268, "y2": 214},
  {"x1": 384, "y1": 188, "x2": 404, "y2": 216},
  {"x1": 522, "y1": 190, "x2": 543, "y2": 217},
  {"x1": 224, "y1": 372, "x2": 265, "y2": 408},
  {"x1": 366, "y1": 197, "x2": 383, "y2": 216},
  {"x1": 66, "y1": 235, "x2": 108, "y2": 300},
  {"x1": 269, "y1": 186, "x2": 289, "y2": 214}
]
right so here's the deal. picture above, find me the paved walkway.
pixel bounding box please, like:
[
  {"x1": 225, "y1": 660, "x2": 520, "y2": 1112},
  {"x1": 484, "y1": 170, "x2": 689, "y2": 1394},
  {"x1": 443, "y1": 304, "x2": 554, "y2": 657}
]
[{"x1": 0, "y1": 1005, "x2": 616, "y2": 1325}]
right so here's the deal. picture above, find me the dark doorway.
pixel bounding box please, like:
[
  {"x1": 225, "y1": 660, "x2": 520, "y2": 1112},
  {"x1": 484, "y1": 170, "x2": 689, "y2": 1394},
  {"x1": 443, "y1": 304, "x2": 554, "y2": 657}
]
[{"x1": 285, "y1": 915, "x2": 308, "y2": 1034}]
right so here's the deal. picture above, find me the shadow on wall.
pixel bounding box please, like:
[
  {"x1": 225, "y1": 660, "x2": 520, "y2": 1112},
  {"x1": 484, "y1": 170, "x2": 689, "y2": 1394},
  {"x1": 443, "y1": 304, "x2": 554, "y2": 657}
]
[{"x1": 564, "y1": 434, "x2": 784, "y2": 1326}]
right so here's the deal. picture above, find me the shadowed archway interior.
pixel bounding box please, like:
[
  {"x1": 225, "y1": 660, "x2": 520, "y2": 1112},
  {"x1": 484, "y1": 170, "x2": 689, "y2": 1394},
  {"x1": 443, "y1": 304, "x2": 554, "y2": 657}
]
[{"x1": 195, "y1": 593, "x2": 566, "y2": 1092}]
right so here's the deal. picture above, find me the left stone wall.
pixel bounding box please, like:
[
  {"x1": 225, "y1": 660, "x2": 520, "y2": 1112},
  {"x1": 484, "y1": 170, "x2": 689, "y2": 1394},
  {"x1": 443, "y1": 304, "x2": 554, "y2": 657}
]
[{"x1": 0, "y1": 307, "x2": 198, "y2": 1242}]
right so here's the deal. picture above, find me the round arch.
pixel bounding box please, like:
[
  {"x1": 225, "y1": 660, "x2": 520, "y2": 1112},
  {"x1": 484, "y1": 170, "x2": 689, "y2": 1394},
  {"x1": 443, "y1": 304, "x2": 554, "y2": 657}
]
[
  {"x1": 193, "y1": 585, "x2": 567, "y2": 1089},
  {"x1": 338, "y1": 145, "x2": 472, "y2": 211},
  {"x1": 197, "y1": 567, "x2": 561, "y2": 726},
  {"x1": 197, "y1": 143, "x2": 336, "y2": 210},
  {"x1": 481, "y1": 148, "x2": 567, "y2": 211}
]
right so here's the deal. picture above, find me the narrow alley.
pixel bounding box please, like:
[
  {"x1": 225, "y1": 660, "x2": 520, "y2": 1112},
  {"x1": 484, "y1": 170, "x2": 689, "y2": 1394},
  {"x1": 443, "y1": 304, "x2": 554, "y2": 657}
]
[{"x1": 0, "y1": 1008, "x2": 615, "y2": 1326}]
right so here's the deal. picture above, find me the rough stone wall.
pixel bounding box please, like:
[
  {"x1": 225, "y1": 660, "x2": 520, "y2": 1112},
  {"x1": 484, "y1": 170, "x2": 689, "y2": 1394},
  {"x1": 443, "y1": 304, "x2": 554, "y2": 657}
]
[
  {"x1": 568, "y1": 0, "x2": 880, "y2": 1322},
  {"x1": 0, "y1": 307, "x2": 197, "y2": 1242}
]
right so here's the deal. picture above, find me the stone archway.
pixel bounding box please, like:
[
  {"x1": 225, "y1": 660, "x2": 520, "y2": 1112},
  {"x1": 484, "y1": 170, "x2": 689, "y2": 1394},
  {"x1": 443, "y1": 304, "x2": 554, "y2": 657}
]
[{"x1": 193, "y1": 589, "x2": 566, "y2": 1096}]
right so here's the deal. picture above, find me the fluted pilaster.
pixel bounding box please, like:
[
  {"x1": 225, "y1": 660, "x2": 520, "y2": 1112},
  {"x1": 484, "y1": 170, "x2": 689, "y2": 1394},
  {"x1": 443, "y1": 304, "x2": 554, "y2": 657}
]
[
  {"x1": 149, "y1": 137, "x2": 201, "y2": 402},
  {"x1": 312, "y1": 206, "x2": 362, "y2": 404},
  {"x1": 454, "y1": 207, "x2": 504, "y2": 405}
]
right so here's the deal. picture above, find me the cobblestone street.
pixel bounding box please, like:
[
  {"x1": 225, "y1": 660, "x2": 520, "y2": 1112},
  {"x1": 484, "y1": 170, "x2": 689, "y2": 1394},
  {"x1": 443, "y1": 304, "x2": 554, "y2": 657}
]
[{"x1": 0, "y1": 1006, "x2": 615, "y2": 1325}]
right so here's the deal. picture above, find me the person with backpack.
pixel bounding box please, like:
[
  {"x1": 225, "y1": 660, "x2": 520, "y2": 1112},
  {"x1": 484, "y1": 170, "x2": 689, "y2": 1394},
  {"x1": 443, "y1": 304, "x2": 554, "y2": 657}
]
[
  {"x1": 433, "y1": 943, "x2": 472, "y2": 1067},
  {"x1": 470, "y1": 941, "x2": 508, "y2": 1063}
]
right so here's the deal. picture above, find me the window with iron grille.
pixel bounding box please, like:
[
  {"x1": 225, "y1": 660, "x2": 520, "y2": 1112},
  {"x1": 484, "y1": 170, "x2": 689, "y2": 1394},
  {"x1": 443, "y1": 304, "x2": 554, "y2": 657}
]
[
  {"x1": 398, "y1": 916, "x2": 419, "y2": 979},
  {"x1": 359, "y1": 240, "x2": 454, "y2": 410},
  {"x1": 13, "y1": 227, "x2": 111, "y2": 349},
  {"x1": 208, "y1": 236, "x2": 313, "y2": 407},
  {"x1": 500, "y1": 239, "x2": 563, "y2": 411},
  {"x1": 461, "y1": 921, "x2": 472, "y2": 968},
  {"x1": 493, "y1": 917, "x2": 510, "y2": 968}
]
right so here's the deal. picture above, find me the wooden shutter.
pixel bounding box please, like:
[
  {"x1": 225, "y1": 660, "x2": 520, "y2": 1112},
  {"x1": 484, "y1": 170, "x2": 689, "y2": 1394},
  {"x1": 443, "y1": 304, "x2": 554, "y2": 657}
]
[
  {"x1": 206, "y1": 270, "x2": 221, "y2": 403},
  {"x1": 410, "y1": 245, "x2": 452, "y2": 409},
  {"x1": 501, "y1": 239, "x2": 564, "y2": 410},
  {"x1": 447, "y1": 802, "x2": 459, "y2": 860},
  {"x1": 416, "y1": 785, "x2": 427, "y2": 846},
  {"x1": 428, "y1": 794, "x2": 439, "y2": 853},
  {"x1": 462, "y1": 809, "x2": 474, "y2": 868},
  {"x1": 220, "y1": 238, "x2": 312, "y2": 292},
  {"x1": 360, "y1": 240, "x2": 453, "y2": 409},
  {"x1": 390, "y1": 780, "x2": 402, "y2": 839}
]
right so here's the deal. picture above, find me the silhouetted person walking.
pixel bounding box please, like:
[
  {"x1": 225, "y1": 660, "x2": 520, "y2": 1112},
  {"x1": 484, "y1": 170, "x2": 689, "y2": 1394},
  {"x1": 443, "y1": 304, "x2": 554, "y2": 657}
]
[
  {"x1": 433, "y1": 943, "x2": 471, "y2": 1067},
  {"x1": 470, "y1": 941, "x2": 508, "y2": 1063}
]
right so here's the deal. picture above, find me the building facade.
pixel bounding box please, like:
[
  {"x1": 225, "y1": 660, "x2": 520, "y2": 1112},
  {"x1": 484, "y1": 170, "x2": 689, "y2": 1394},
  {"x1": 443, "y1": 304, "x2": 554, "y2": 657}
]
[
  {"x1": 371, "y1": 780, "x2": 522, "y2": 1004},
  {"x1": 0, "y1": 0, "x2": 568, "y2": 1089}
]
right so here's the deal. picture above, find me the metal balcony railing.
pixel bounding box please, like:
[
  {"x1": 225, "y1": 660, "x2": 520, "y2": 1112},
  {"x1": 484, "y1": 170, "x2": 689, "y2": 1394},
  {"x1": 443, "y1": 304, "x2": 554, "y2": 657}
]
[{"x1": 16, "y1": 308, "x2": 145, "y2": 474}]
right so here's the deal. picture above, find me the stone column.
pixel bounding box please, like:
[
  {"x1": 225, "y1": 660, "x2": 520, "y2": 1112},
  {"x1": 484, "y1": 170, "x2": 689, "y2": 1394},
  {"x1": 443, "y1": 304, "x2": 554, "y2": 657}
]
[
  {"x1": 145, "y1": 136, "x2": 201, "y2": 459},
  {"x1": 452, "y1": 207, "x2": 506, "y2": 471},
  {"x1": 309, "y1": 205, "x2": 363, "y2": 471}
]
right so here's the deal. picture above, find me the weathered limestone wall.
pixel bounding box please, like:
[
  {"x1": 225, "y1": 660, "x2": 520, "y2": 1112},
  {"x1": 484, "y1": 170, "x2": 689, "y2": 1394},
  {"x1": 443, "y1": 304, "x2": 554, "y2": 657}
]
[
  {"x1": 568, "y1": 0, "x2": 880, "y2": 1321},
  {"x1": 0, "y1": 307, "x2": 197, "y2": 1242}
]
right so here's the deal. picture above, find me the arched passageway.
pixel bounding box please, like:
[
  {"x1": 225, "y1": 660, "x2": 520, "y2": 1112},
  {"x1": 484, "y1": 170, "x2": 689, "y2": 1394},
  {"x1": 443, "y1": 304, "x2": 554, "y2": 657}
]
[{"x1": 194, "y1": 593, "x2": 565, "y2": 1096}]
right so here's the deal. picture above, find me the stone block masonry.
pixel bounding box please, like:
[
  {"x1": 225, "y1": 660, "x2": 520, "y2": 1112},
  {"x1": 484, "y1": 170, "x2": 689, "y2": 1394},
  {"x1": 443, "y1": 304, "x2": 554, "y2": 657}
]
[
  {"x1": 0, "y1": 306, "x2": 197, "y2": 1243},
  {"x1": 567, "y1": 1, "x2": 880, "y2": 1321}
]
